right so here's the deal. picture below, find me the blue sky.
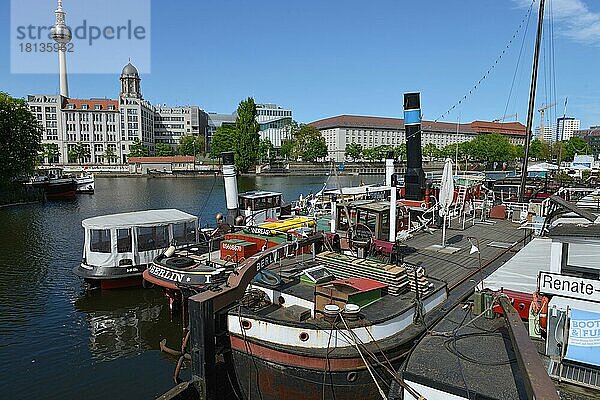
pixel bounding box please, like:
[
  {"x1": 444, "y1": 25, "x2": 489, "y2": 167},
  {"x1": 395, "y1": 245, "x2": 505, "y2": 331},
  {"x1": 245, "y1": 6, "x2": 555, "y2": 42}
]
[{"x1": 2, "y1": 0, "x2": 599, "y2": 128}]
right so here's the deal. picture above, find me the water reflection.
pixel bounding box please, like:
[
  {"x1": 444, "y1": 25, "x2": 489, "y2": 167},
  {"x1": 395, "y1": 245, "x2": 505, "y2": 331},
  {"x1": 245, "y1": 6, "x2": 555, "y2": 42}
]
[{"x1": 74, "y1": 288, "x2": 183, "y2": 362}]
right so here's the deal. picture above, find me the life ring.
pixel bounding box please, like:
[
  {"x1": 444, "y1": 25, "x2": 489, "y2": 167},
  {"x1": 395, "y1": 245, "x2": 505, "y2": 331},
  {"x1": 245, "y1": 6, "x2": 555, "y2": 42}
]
[
  {"x1": 531, "y1": 291, "x2": 549, "y2": 331},
  {"x1": 253, "y1": 270, "x2": 281, "y2": 287},
  {"x1": 164, "y1": 256, "x2": 195, "y2": 269}
]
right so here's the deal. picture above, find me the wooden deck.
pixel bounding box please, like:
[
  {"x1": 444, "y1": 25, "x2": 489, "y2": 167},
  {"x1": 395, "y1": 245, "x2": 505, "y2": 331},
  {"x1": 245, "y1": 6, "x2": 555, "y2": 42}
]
[{"x1": 400, "y1": 219, "x2": 527, "y2": 289}]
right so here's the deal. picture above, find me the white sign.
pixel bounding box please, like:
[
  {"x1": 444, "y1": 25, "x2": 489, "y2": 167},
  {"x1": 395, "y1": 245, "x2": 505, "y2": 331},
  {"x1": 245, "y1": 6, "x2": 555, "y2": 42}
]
[{"x1": 538, "y1": 271, "x2": 600, "y2": 303}]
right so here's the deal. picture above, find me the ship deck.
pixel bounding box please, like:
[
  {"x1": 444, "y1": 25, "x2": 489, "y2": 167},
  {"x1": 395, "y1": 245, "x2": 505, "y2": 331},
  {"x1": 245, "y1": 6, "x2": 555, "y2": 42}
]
[{"x1": 244, "y1": 218, "x2": 528, "y2": 328}]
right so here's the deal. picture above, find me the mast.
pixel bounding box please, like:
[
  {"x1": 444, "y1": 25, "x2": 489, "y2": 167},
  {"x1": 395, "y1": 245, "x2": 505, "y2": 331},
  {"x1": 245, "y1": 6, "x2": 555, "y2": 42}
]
[{"x1": 519, "y1": 0, "x2": 545, "y2": 202}]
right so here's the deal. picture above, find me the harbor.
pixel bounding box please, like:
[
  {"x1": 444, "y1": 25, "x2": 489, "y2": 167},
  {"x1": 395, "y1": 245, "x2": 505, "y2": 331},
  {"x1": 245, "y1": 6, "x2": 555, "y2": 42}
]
[
  {"x1": 4, "y1": 0, "x2": 600, "y2": 399},
  {"x1": 0, "y1": 174, "x2": 373, "y2": 399}
]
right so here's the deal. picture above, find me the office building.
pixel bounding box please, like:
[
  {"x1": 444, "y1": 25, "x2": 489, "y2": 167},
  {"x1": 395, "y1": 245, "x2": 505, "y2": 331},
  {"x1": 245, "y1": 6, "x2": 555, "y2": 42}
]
[
  {"x1": 557, "y1": 117, "x2": 580, "y2": 141},
  {"x1": 311, "y1": 115, "x2": 526, "y2": 162}
]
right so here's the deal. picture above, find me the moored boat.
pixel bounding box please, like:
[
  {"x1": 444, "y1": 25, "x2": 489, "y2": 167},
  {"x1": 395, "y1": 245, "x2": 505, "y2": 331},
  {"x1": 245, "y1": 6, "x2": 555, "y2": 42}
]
[
  {"x1": 76, "y1": 172, "x2": 95, "y2": 193},
  {"x1": 28, "y1": 167, "x2": 77, "y2": 200},
  {"x1": 74, "y1": 209, "x2": 199, "y2": 289}
]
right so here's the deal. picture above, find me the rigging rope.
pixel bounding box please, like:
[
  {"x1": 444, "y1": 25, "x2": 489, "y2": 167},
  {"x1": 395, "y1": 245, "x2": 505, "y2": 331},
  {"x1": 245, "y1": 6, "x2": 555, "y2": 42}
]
[{"x1": 405, "y1": 0, "x2": 537, "y2": 142}]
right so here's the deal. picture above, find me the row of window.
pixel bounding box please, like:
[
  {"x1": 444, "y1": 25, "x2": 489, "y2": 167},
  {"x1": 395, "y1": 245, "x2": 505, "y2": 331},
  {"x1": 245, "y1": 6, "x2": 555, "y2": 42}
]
[
  {"x1": 89, "y1": 224, "x2": 195, "y2": 253},
  {"x1": 66, "y1": 104, "x2": 116, "y2": 111}
]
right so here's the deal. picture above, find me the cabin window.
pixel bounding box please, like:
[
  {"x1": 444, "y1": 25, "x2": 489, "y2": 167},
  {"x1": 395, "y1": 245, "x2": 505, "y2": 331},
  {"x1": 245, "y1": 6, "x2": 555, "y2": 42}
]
[
  {"x1": 137, "y1": 226, "x2": 169, "y2": 251},
  {"x1": 90, "y1": 229, "x2": 111, "y2": 253},
  {"x1": 117, "y1": 228, "x2": 132, "y2": 253},
  {"x1": 172, "y1": 222, "x2": 195, "y2": 244}
]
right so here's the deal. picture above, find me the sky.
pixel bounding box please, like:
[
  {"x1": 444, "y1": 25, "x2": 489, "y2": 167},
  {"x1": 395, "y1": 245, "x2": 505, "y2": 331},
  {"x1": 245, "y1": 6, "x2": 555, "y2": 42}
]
[{"x1": 1, "y1": 0, "x2": 600, "y2": 129}]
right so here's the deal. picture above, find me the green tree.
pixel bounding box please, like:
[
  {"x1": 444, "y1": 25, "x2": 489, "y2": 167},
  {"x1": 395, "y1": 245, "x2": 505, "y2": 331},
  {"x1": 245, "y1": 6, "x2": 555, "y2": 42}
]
[
  {"x1": 42, "y1": 143, "x2": 60, "y2": 164},
  {"x1": 345, "y1": 142, "x2": 363, "y2": 161},
  {"x1": 394, "y1": 144, "x2": 407, "y2": 160},
  {"x1": 467, "y1": 133, "x2": 515, "y2": 162},
  {"x1": 258, "y1": 138, "x2": 275, "y2": 163},
  {"x1": 529, "y1": 139, "x2": 543, "y2": 160},
  {"x1": 0, "y1": 92, "x2": 42, "y2": 184},
  {"x1": 103, "y1": 147, "x2": 117, "y2": 164},
  {"x1": 561, "y1": 137, "x2": 591, "y2": 162},
  {"x1": 68, "y1": 143, "x2": 91, "y2": 164},
  {"x1": 423, "y1": 143, "x2": 440, "y2": 159},
  {"x1": 209, "y1": 124, "x2": 237, "y2": 159},
  {"x1": 155, "y1": 143, "x2": 176, "y2": 157},
  {"x1": 291, "y1": 124, "x2": 328, "y2": 162},
  {"x1": 179, "y1": 135, "x2": 205, "y2": 157},
  {"x1": 234, "y1": 97, "x2": 260, "y2": 172},
  {"x1": 129, "y1": 139, "x2": 149, "y2": 158},
  {"x1": 279, "y1": 138, "x2": 295, "y2": 160},
  {"x1": 303, "y1": 135, "x2": 328, "y2": 162}
]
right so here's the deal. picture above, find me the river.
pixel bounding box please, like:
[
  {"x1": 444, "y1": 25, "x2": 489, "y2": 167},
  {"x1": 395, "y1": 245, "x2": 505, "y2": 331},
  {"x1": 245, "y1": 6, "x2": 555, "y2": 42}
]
[{"x1": 0, "y1": 174, "x2": 380, "y2": 399}]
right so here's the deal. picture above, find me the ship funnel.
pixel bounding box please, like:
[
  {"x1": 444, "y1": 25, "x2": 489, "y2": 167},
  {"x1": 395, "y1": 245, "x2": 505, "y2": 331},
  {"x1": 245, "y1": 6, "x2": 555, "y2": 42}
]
[
  {"x1": 222, "y1": 152, "x2": 239, "y2": 224},
  {"x1": 403, "y1": 92, "x2": 425, "y2": 201}
]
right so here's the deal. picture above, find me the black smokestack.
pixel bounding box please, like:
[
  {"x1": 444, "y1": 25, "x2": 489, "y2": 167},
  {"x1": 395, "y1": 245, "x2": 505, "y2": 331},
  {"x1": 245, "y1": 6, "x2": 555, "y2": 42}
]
[{"x1": 403, "y1": 92, "x2": 425, "y2": 201}]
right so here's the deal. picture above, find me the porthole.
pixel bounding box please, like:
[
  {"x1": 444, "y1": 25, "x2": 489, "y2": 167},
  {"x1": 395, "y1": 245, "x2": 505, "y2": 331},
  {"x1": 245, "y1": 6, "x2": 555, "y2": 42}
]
[
  {"x1": 240, "y1": 320, "x2": 252, "y2": 330},
  {"x1": 347, "y1": 371, "x2": 358, "y2": 382},
  {"x1": 299, "y1": 332, "x2": 309, "y2": 342},
  {"x1": 278, "y1": 296, "x2": 285, "y2": 305}
]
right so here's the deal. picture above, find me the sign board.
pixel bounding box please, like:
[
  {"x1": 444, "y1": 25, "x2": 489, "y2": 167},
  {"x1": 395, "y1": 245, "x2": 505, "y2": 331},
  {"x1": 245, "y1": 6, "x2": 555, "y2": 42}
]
[
  {"x1": 538, "y1": 271, "x2": 600, "y2": 303},
  {"x1": 245, "y1": 226, "x2": 273, "y2": 236},
  {"x1": 565, "y1": 308, "x2": 600, "y2": 367}
]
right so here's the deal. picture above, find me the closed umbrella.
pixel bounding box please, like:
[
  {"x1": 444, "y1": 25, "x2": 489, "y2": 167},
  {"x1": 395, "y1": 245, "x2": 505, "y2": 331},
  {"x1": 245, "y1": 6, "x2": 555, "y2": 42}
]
[{"x1": 439, "y1": 158, "x2": 454, "y2": 246}]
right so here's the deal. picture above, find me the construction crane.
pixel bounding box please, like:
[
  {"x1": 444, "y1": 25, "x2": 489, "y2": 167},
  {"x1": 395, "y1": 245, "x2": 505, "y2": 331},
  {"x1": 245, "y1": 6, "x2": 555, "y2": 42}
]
[
  {"x1": 538, "y1": 102, "x2": 558, "y2": 142},
  {"x1": 492, "y1": 113, "x2": 518, "y2": 123}
]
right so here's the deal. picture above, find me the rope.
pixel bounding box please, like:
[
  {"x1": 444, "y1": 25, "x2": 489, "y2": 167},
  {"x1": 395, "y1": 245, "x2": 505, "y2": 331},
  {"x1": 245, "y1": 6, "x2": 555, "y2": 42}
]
[
  {"x1": 405, "y1": 0, "x2": 537, "y2": 142},
  {"x1": 339, "y1": 314, "x2": 388, "y2": 400}
]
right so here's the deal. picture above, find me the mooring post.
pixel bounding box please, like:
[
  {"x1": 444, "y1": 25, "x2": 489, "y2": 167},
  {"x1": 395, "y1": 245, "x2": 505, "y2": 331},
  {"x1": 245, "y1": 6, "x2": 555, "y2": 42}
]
[{"x1": 189, "y1": 297, "x2": 216, "y2": 400}]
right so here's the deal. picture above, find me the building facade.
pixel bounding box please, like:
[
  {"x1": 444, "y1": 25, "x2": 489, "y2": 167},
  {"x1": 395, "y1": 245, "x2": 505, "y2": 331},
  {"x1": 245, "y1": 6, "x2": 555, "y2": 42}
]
[
  {"x1": 206, "y1": 112, "x2": 237, "y2": 153},
  {"x1": 154, "y1": 105, "x2": 207, "y2": 146},
  {"x1": 575, "y1": 127, "x2": 600, "y2": 154},
  {"x1": 557, "y1": 117, "x2": 580, "y2": 141},
  {"x1": 29, "y1": 62, "x2": 209, "y2": 165},
  {"x1": 255, "y1": 103, "x2": 292, "y2": 147},
  {"x1": 534, "y1": 124, "x2": 556, "y2": 142},
  {"x1": 311, "y1": 115, "x2": 526, "y2": 162}
]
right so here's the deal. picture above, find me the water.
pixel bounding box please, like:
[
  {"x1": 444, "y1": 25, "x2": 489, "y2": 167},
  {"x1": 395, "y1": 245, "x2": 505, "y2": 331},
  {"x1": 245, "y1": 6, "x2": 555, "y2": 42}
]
[{"x1": 0, "y1": 174, "x2": 379, "y2": 399}]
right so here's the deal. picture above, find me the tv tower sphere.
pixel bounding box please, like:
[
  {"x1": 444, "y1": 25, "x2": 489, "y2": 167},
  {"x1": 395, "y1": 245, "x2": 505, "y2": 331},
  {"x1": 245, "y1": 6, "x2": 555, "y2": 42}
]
[{"x1": 51, "y1": 0, "x2": 72, "y2": 44}]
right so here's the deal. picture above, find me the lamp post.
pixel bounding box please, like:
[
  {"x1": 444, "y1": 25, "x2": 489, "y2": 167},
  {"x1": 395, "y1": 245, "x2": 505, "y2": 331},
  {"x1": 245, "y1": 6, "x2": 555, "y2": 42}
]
[{"x1": 468, "y1": 236, "x2": 484, "y2": 291}]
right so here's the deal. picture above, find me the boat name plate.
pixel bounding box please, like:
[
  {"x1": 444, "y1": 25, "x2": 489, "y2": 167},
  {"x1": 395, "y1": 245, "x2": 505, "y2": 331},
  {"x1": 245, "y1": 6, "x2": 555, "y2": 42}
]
[{"x1": 538, "y1": 271, "x2": 600, "y2": 303}]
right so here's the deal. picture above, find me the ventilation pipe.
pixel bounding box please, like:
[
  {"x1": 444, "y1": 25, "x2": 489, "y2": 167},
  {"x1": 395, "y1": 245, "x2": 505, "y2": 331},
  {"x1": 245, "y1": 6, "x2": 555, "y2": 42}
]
[{"x1": 222, "y1": 152, "x2": 239, "y2": 224}]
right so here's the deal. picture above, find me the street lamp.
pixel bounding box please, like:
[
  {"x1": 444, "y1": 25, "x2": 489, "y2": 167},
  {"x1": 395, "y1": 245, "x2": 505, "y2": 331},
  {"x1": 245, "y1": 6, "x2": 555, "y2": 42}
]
[{"x1": 468, "y1": 236, "x2": 484, "y2": 291}]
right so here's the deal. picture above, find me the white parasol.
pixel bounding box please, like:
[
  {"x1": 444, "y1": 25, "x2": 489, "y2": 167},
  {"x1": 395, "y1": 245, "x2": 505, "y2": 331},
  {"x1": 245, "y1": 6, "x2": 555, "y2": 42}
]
[{"x1": 439, "y1": 158, "x2": 454, "y2": 246}]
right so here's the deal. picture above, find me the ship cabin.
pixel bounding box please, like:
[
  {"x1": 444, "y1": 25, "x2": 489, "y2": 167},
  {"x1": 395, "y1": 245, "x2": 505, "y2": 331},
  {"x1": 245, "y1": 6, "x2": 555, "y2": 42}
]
[
  {"x1": 80, "y1": 209, "x2": 198, "y2": 276},
  {"x1": 334, "y1": 200, "x2": 409, "y2": 242},
  {"x1": 238, "y1": 191, "x2": 283, "y2": 226}
]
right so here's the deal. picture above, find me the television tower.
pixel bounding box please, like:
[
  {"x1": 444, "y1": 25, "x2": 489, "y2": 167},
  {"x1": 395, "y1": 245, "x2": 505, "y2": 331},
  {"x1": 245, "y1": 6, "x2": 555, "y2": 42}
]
[{"x1": 50, "y1": 0, "x2": 72, "y2": 97}]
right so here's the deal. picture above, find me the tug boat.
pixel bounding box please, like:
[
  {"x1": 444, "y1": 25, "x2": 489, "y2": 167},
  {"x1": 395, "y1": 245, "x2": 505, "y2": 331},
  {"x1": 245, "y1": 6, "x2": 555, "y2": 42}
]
[
  {"x1": 73, "y1": 209, "x2": 199, "y2": 289},
  {"x1": 28, "y1": 167, "x2": 77, "y2": 200}
]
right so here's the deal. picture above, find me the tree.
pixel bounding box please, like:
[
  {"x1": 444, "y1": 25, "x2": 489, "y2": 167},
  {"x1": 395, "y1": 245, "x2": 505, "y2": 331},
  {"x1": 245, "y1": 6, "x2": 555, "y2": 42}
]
[
  {"x1": 302, "y1": 135, "x2": 328, "y2": 162},
  {"x1": 156, "y1": 143, "x2": 176, "y2": 157},
  {"x1": 179, "y1": 135, "x2": 205, "y2": 157},
  {"x1": 129, "y1": 139, "x2": 149, "y2": 158},
  {"x1": 209, "y1": 124, "x2": 237, "y2": 159},
  {"x1": 560, "y1": 137, "x2": 591, "y2": 162},
  {"x1": 68, "y1": 143, "x2": 90, "y2": 164},
  {"x1": 103, "y1": 147, "x2": 117, "y2": 164},
  {"x1": 423, "y1": 143, "x2": 440, "y2": 160},
  {"x1": 234, "y1": 97, "x2": 260, "y2": 172},
  {"x1": 42, "y1": 143, "x2": 60, "y2": 164},
  {"x1": 258, "y1": 138, "x2": 275, "y2": 163},
  {"x1": 394, "y1": 144, "x2": 407, "y2": 160},
  {"x1": 345, "y1": 143, "x2": 363, "y2": 161},
  {"x1": 279, "y1": 138, "x2": 295, "y2": 160},
  {"x1": 292, "y1": 124, "x2": 328, "y2": 162},
  {"x1": 466, "y1": 133, "x2": 515, "y2": 163},
  {"x1": 0, "y1": 92, "x2": 42, "y2": 184},
  {"x1": 529, "y1": 139, "x2": 543, "y2": 160}
]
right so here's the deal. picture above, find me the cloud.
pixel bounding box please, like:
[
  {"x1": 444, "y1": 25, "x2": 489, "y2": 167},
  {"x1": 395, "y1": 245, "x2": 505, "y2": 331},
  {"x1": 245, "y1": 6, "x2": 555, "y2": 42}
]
[{"x1": 514, "y1": 0, "x2": 600, "y2": 45}]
